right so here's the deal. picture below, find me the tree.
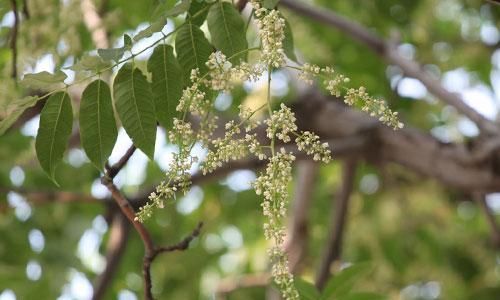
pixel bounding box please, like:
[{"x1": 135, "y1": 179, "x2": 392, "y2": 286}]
[{"x1": 1, "y1": 0, "x2": 499, "y2": 299}]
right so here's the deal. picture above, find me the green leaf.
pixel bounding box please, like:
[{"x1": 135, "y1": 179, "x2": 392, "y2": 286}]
[
  {"x1": 21, "y1": 71, "x2": 67, "y2": 90},
  {"x1": 152, "y1": 0, "x2": 190, "y2": 20},
  {"x1": 187, "y1": 0, "x2": 211, "y2": 26},
  {"x1": 147, "y1": 45, "x2": 183, "y2": 129},
  {"x1": 0, "y1": 96, "x2": 40, "y2": 135},
  {"x1": 321, "y1": 263, "x2": 373, "y2": 300},
  {"x1": 68, "y1": 55, "x2": 110, "y2": 72},
  {"x1": 113, "y1": 64, "x2": 156, "y2": 158},
  {"x1": 98, "y1": 47, "x2": 126, "y2": 62},
  {"x1": 207, "y1": 1, "x2": 248, "y2": 63},
  {"x1": 263, "y1": 0, "x2": 280, "y2": 9},
  {"x1": 175, "y1": 23, "x2": 213, "y2": 81},
  {"x1": 79, "y1": 80, "x2": 118, "y2": 171},
  {"x1": 283, "y1": 18, "x2": 298, "y2": 62},
  {"x1": 134, "y1": 16, "x2": 168, "y2": 41},
  {"x1": 35, "y1": 92, "x2": 73, "y2": 184},
  {"x1": 295, "y1": 278, "x2": 321, "y2": 300}
]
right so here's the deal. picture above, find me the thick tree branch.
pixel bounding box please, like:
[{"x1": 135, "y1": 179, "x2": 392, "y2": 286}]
[
  {"x1": 295, "y1": 90, "x2": 500, "y2": 192},
  {"x1": 92, "y1": 212, "x2": 130, "y2": 300},
  {"x1": 279, "y1": 0, "x2": 499, "y2": 135},
  {"x1": 285, "y1": 160, "x2": 319, "y2": 273},
  {"x1": 315, "y1": 158, "x2": 357, "y2": 290}
]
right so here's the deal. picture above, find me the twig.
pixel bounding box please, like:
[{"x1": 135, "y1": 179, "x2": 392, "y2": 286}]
[
  {"x1": 100, "y1": 175, "x2": 155, "y2": 299},
  {"x1": 101, "y1": 145, "x2": 202, "y2": 300},
  {"x1": 9, "y1": 0, "x2": 19, "y2": 79},
  {"x1": 154, "y1": 222, "x2": 203, "y2": 255},
  {"x1": 315, "y1": 158, "x2": 357, "y2": 290},
  {"x1": 285, "y1": 160, "x2": 319, "y2": 273},
  {"x1": 474, "y1": 192, "x2": 500, "y2": 248},
  {"x1": 279, "y1": 0, "x2": 500, "y2": 135},
  {"x1": 92, "y1": 212, "x2": 130, "y2": 300},
  {"x1": 106, "y1": 145, "x2": 137, "y2": 178}
]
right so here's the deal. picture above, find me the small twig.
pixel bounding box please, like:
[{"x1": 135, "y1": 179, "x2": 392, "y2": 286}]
[
  {"x1": 106, "y1": 145, "x2": 136, "y2": 178},
  {"x1": 92, "y1": 212, "x2": 130, "y2": 300},
  {"x1": 9, "y1": 0, "x2": 19, "y2": 79},
  {"x1": 142, "y1": 222, "x2": 204, "y2": 300},
  {"x1": 102, "y1": 149, "x2": 156, "y2": 299},
  {"x1": 316, "y1": 158, "x2": 357, "y2": 290},
  {"x1": 154, "y1": 222, "x2": 203, "y2": 255},
  {"x1": 474, "y1": 192, "x2": 500, "y2": 249},
  {"x1": 101, "y1": 145, "x2": 202, "y2": 300}
]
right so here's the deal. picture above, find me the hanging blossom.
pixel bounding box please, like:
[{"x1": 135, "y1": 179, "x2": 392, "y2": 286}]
[
  {"x1": 251, "y1": 0, "x2": 286, "y2": 68},
  {"x1": 299, "y1": 63, "x2": 404, "y2": 129},
  {"x1": 253, "y1": 148, "x2": 298, "y2": 300},
  {"x1": 138, "y1": 2, "x2": 402, "y2": 298}
]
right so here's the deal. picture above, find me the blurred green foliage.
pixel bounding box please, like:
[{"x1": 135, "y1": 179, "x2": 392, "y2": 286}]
[{"x1": 1, "y1": 0, "x2": 499, "y2": 299}]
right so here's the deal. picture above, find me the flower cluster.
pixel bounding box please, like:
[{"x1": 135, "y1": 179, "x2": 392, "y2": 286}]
[
  {"x1": 296, "y1": 131, "x2": 332, "y2": 163},
  {"x1": 345, "y1": 87, "x2": 404, "y2": 129},
  {"x1": 138, "y1": 3, "x2": 404, "y2": 299},
  {"x1": 265, "y1": 104, "x2": 297, "y2": 143},
  {"x1": 177, "y1": 69, "x2": 209, "y2": 116},
  {"x1": 205, "y1": 51, "x2": 265, "y2": 93},
  {"x1": 299, "y1": 63, "x2": 403, "y2": 129},
  {"x1": 251, "y1": 0, "x2": 286, "y2": 68},
  {"x1": 253, "y1": 148, "x2": 299, "y2": 300}
]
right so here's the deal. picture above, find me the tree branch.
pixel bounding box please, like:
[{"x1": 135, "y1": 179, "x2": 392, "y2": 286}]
[
  {"x1": 21, "y1": 0, "x2": 30, "y2": 19},
  {"x1": 285, "y1": 160, "x2": 319, "y2": 273},
  {"x1": 92, "y1": 212, "x2": 130, "y2": 300},
  {"x1": 279, "y1": 0, "x2": 500, "y2": 135},
  {"x1": 106, "y1": 145, "x2": 137, "y2": 178},
  {"x1": 474, "y1": 192, "x2": 500, "y2": 249},
  {"x1": 316, "y1": 158, "x2": 357, "y2": 290},
  {"x1": 153, "y1": 222, "x2": 203, "y2": 255},
  {"x1": 9, "y1": 0, "x2": 19, "y2": 79}
]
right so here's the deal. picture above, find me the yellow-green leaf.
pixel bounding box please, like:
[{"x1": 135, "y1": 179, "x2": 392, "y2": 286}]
[{"x1": 0, "y1": 96, "x2": 39, "y2": 135}]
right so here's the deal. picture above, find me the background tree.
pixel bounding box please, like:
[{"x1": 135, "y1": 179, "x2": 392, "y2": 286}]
[{"x1": 1, "y1": 0, "x2": 500, "y2": 299}]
